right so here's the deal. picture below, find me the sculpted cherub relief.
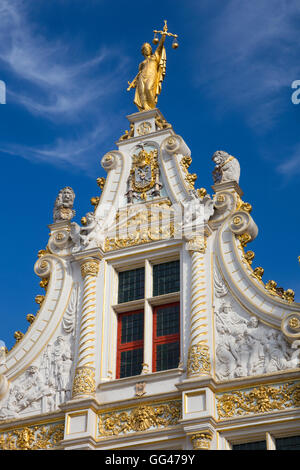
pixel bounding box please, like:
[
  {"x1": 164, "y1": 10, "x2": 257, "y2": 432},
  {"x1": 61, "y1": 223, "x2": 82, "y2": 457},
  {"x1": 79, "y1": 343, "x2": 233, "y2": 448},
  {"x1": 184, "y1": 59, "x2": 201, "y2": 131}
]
[{"x1": 70, "y1": 212, "x2": 104, "y2": 251}]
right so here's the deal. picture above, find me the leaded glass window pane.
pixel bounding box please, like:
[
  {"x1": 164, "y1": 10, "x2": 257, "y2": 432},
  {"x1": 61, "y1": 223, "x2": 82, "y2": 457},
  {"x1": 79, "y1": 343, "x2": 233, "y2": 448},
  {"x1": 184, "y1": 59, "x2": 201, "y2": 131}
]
[
  {"x1": 118, "y1": 268, "x2": 145, "y2": 303},
  {"x1": 156, "y1": 342, "x2": 180, "y2": 371},
  {"x1": 156, "y1": 304, "x2": 180, "y2": 337},
  {"x1": 121, "y1": 311, "x2": 144, "y2": 344},
  {"x1": 276, "y1": 436, "x2": 300, "y2": 450},
  {"x1": 153, "y1": 261, "x2": 180, "y2": 297},
  {"x1": 120, "y1": 348, "x2": 143, "y2": 378},
  {"x1": 232, "y1": 441, "x2": 267, "y2": 450}
]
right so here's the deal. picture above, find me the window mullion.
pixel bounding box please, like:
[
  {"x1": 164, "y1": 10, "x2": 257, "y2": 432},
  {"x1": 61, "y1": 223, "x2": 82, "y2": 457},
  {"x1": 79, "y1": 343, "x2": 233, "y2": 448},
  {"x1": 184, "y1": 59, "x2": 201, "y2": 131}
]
[{"x1": 143, "y1": 260, "x2": 153, "y2": 374}]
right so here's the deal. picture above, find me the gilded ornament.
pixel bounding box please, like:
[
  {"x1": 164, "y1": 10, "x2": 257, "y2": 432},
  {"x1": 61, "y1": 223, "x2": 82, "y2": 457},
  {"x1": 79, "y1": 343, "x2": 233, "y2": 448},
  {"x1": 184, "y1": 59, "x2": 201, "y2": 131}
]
[
  {"x1": 238, "y1": 232, "x2": 251, "y2": 247},
  {"x1": 98, "y1": 401, "x2": 181, "y2": 437},
  {"x1": 197, "y1": 188, "x2": 207, "y2": 199},
  {"x1": 26, "y1": 313, "x2": 36, "y2": 325},
  {"x1": 283, "y1": 289, "x2": 295, "y2": 303},
  {"x1": 90, "y1": 196, "x2": 100, "y2": 210},
  {"x1": 72, "y1": 366, "x2": 96, "y2": 397},
  {"x1": 288, "y1": 317, "x2": 300, "y2": 330},
  {"x1": 80, "y1": 260, "x2": 100, "y2": 278},
  {"x1": 155, "y1": 115, "x2": 171, "y2": 130},
  {"x1": 35, "y1": 294, "x2": 45, "y2": 306},
  {"x1": 119, "y1": 123, "x2": 134, "y2": 141},
  {"x1": 39, "y1": 277, "x2": 49, "y2": 290},
  {"x1": 265, "y1": 280, "x2": 278, "y2": 296},
  {"x1": 180, "y1": 156, "x2": 198, "y2": 189},
  {"x1": 233, "y1": 216, "x2": 242, "y2": 225},
  {"x1": 191, "y1": 432, "x2": 213, "y2": 450},
  {"x1": 14, "y1": 331, "x2": 24, "y2": 342},
  {"x1": 187, "y1": 343, "x2": 211, "y2": 376},
  {"x1": 217, "y1": 382, "x2": 300, "y2": 419},
  {"x1": 252, "y1": 266, "x2": 264, "y2": 281},
  {"x1": 38, "y1": 249, "x2": 48, "y2": 258},
  {"x1": 96, "y1": 176, "x2": 106, "y2": 189},
  {"x1": 244, "y1": 250, "x2": 255, "y2": 265},
  {"x1": 0, "y1": 423, "x2": 64, "y2": 450}
]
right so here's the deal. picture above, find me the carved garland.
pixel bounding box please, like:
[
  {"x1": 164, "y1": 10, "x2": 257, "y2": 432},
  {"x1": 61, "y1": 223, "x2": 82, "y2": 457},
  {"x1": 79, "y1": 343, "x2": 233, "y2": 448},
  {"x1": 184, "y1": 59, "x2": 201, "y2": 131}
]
[
  {"x1": 217, "y1": 382, "x2": 300, "y2": 419},
  {"x1": 0, "y1": 422, "x2": 64, "y2": 450},
  {"x1": 98, "y1": 401, "x2": 181, "y2": 437}
]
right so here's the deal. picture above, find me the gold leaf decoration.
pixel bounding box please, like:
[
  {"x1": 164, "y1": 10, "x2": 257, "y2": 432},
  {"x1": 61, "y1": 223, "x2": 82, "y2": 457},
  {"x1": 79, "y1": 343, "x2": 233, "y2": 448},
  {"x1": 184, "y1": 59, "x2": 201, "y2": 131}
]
[
  {"x1": 98, "y1": 401, "x2": 181, "y2": 437},
  {"x1": 217, "y1": 382, "x2": 300, "y2": 419},
  {"x1": 0, "y1": 422, "x2": 64, "y2": 450}
]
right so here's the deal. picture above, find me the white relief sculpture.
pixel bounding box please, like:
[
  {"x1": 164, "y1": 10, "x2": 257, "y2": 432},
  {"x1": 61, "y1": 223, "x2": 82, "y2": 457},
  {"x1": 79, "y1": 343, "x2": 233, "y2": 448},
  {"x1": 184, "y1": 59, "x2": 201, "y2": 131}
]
[
  {"x1": 0, "y1": 366, "x2": 52, "y2": 419},
  {"x1": 183, "y1": 195, "x2": 214, "y2": 240},
  {"x1": 212, "y1": 150, "x2": 240, "y2": 185},
  {"x1": 215, "y1": 303, "x2": 299, "y2": 380},
  {"x1": 0, "y1": 336, "x2": 74, "y2": 417},
  {"x1": 62, "y1": 284, "x2": 78, "y2": 336},
  {"x1": 213, "y1": 267, "x2": 228, "y2": 298},
  {"x1": 70, "y1": 212, "x2": 104, "y2": 251},
  {"x1": 53, "y1": 186, "x2": 75, "y2": 222},
  {"x1": 52, "y1": 336, "x2": 73, "y2": 394}
]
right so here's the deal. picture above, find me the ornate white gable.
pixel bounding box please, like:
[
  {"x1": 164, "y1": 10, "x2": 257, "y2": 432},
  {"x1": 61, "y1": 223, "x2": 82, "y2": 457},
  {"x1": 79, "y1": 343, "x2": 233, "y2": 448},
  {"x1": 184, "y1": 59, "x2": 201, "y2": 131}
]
[{"x1": 0, "y1": 108, "x2": 299, "y2": 450}]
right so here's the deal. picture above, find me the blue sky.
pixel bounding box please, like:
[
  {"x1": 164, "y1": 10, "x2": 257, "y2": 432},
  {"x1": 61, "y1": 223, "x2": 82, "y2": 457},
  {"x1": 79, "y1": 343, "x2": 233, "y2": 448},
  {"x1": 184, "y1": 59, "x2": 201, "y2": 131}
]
[{"x1": 0, "y1": 0, "x2": 299, "y2": 349}]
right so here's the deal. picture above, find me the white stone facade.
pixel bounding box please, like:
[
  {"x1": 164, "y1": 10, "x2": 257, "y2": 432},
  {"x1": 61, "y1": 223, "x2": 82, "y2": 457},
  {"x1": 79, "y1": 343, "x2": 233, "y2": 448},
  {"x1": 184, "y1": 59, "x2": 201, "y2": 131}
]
[{"x1": 0, "y1": 108, "x2": 299, "y2": 450}]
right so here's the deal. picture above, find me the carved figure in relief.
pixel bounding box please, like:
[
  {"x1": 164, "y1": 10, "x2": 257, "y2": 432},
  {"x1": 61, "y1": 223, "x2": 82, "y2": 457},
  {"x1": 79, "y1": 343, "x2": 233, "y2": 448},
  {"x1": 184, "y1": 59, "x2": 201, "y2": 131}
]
[
  {"x1": 0, "y1": 335, "x2": 74, "y2": 417},
  {"x1": 52, "y1": 336, "x2": 73, "y2": 392},
  {"x1": 70, "y1": 212, "x2": 104, "y2": 251},
  {"x1": 215, "y1": 303, "x2": 299, "y2": 380},
  {"x1": 215, "y1": 325, "x2": 239, "y2": 379},
  {"x1": 0, "y1": 366, "x2": 52, "y2": 418},
  {"x1": 244, "y1": 317, "x2": 266, "y2": 375},
  {"x1": 212, "y1": 150, "x2": 240, "y2": 184},
  {"x1": 264, "y1": 331, "x2": 291, "y2": 372},
  {"x1": 53, "y1": 187, "x2": 75, "y2": 222}
]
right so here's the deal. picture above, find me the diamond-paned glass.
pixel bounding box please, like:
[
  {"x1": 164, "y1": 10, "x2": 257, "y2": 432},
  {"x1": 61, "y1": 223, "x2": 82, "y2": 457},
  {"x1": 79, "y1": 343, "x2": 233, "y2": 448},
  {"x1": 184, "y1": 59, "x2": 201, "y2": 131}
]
[
  {"x1": 156, "y1": 304, "x2": 180, "y2": 337},
  {"x1": 118, "y1": 267, "x2": 145, "y2": 303},
  {"x1": 120, "y1": 348, "x2": 143, "y2": 378},
  {"x1": 153, "y1": 261, "x2": 180, "y2": 297},
  {"x1": 275, "y1": 436, "x2": 300, "y2": 450},
  {"x1": 156, "y1": 342, "x2": 180, "y2": 372}
]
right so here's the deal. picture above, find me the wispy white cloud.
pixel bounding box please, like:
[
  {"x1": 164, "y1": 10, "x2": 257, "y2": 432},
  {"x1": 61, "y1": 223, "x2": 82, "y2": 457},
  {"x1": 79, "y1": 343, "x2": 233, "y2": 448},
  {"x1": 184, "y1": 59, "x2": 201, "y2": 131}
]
[
  {"x1": 0, "y1": 0, "x2": 127, "y2": 119},
  {"x1": 194, "y1": 0, "x2": 300, "y2": 130},
  {"x1": 0, "y1": 0, "x2": 129, "y2": 169},
  {"x1": 277, "y1": 143, "x2": 300, "y2": 176}
]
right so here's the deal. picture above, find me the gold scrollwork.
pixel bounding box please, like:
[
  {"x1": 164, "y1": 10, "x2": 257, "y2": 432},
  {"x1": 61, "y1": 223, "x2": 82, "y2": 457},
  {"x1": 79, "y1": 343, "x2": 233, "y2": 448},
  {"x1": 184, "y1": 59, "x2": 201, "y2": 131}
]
[
  {"x1": 187, "y1": 343, "x2": 211, "y2": 376},
  {"x1": 98, "y1": 401, "x2": 181, "y2": 437},
  {"x1": 180, "y1": 156, "x2": 197, "y2": 189},
  {"x1": 0, "y1": 423, "x2": 64, "y2": 450},
  {"x1": 217, "y1": 382, "x2": 300, "y2": 419},
  {"x1": 72, "y1": 366, "x2": 96, "y2": 397},
  {"x1": 80, "y1": 260, "x2": 100, "y2": 278}
]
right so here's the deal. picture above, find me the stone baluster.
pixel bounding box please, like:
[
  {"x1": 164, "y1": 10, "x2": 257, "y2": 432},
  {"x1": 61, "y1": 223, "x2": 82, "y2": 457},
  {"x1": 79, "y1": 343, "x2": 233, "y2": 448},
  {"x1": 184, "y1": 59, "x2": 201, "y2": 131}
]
[{"x1": 72, "y1": 258, "x2": 100, "y2": 399}]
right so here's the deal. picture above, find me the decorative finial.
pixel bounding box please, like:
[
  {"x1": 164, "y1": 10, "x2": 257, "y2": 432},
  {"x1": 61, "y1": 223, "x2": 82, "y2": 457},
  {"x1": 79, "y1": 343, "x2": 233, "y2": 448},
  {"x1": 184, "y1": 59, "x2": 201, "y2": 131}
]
[{"x1": 127, "y1": 21, "x2": 179, "y2": 112}]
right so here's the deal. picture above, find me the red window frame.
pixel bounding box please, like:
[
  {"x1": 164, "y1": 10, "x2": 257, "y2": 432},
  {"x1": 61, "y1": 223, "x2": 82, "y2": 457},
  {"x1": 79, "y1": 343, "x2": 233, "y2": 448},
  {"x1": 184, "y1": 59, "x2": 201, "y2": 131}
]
[
  {"x1": 152, "y1": 302, "x2": 180, "y2": 372},
  {"x1": 116, "y1": 310, "x2": 144, "y2": 379}
]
